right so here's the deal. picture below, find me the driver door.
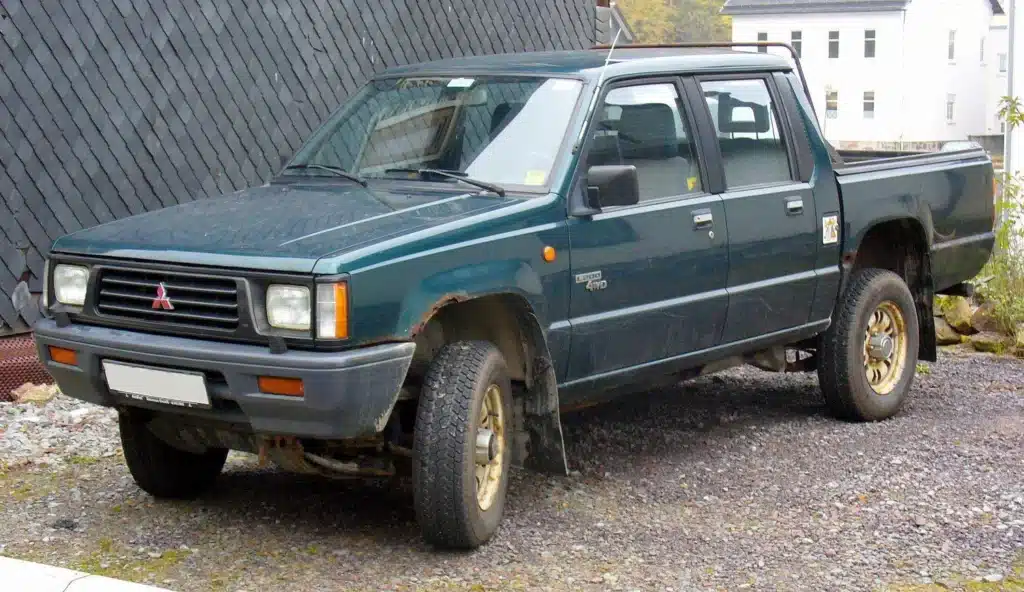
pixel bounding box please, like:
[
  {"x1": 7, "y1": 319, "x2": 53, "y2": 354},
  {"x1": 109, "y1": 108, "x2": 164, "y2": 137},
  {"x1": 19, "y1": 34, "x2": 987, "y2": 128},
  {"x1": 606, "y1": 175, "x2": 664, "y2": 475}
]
[{"x1": 563, "y1": 78, "x2": 729, "y2": 387}]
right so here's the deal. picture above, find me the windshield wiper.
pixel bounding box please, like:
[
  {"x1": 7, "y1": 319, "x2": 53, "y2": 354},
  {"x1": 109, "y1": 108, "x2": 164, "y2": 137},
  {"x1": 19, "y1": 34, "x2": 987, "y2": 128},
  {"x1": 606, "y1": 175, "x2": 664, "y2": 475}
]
[
  {"x1": 385, "y1": 168, "x2": 506, "y2": 197},
  {"x1": 284, "y1": 163, "x2": 368, "y2": 187}
]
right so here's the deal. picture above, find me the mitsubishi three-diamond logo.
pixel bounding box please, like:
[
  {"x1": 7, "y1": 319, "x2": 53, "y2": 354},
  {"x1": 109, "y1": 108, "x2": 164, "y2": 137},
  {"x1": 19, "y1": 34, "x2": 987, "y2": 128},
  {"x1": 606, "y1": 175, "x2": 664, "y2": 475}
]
[{"x1": 152, "y1": 282, "x2": 174, "y2": 310}]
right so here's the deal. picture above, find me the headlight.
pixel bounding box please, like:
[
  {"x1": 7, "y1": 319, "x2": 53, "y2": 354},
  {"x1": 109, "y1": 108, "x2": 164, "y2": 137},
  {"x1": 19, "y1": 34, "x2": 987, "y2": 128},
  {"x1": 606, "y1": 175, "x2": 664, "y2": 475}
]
[
  {"x1": 53, "y1": 264, "x2": 89, "y2": 306},
  {"x1": 316, "y1": 282, "x2": 348, "y2": 339},
  {"x1": 266, "y1": 285, "x2": 311, "y2": 330}
]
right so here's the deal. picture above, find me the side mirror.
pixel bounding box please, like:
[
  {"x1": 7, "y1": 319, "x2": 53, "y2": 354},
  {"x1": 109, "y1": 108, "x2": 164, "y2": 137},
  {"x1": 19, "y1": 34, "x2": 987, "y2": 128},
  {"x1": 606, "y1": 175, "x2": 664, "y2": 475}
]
[{"x1": 586, "y1": 165, "x2": 640, "y2": 209}]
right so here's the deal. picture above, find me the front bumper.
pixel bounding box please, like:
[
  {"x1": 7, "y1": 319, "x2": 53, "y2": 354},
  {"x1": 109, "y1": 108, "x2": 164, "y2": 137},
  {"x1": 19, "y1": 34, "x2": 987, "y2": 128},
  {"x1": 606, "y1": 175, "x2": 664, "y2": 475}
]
[{"x1": 32, "y1": 319, "x2": 415, "y2": 439}]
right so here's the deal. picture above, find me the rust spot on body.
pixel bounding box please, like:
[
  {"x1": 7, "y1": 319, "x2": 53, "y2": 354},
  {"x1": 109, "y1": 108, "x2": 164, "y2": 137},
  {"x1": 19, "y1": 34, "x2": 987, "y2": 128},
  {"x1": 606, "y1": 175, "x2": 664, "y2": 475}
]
[{"x1": 411, "y1": 293, "x2": 470, "y2": 335}]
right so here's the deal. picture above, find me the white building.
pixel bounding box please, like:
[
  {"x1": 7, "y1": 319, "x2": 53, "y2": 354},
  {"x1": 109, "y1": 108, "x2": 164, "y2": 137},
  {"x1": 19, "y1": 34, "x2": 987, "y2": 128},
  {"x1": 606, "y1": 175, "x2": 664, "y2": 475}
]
[
  {"x1": 983, "y1": 13, "x2": 1010, "y2": 137},
  {"x1": 723, "y1": 0, "x2": 1006, "y2": 151}
]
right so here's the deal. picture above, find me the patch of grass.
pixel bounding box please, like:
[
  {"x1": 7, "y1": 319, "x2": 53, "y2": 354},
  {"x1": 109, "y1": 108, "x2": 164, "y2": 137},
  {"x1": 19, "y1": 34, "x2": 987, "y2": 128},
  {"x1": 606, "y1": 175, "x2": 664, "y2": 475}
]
[
  {"x1": 69, "y1": 539, "x2": 191, "y2": 583},
  {"x1": 916, "y1": 363, "x2": 931, "y2": 375},
  {"x1": 885, "y1": 552, "x2": 1024, "y2": 591},
  {"x1": 68, "y1": 455, "x2": 100, "y2": 466},
  {"x1": 98, "y1": 537, "x2": 114, "y2": 553}
]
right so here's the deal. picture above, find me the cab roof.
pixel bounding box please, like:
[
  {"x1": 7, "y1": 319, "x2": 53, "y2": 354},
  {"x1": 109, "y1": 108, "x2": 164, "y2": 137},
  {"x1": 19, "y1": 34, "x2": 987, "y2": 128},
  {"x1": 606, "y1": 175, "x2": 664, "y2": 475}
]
[{"x1": 378, "y1": 47, "x2": 793, "y2": 81}]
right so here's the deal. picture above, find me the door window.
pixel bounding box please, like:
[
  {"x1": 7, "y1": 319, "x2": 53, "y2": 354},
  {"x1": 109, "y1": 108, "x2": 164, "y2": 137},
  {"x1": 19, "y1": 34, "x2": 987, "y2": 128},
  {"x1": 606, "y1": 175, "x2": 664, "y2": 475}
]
[
  {"x1": 585, "y1": 83, "x2": 702, "y2": 201},
  {"x1": 700, "y1": 79, "x2": 793, "y2": 189}
]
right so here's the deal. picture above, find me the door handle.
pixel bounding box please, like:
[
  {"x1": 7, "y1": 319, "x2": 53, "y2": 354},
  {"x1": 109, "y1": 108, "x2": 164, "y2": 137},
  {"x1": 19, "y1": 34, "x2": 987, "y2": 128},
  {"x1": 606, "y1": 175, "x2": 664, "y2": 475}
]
[
  {"x1": 785, "y1": 197, "x2": 804, "y2": 215},
  {"x1": 692, "y1": 210, "x2": 713, "y2": 229}
]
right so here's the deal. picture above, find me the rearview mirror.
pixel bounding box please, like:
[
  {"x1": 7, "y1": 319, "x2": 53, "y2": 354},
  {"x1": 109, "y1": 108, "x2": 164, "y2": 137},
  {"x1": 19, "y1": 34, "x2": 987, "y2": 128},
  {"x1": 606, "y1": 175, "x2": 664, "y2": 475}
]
[{"x1": 586, "y1": 165, "x2": 640, "y2": 209}]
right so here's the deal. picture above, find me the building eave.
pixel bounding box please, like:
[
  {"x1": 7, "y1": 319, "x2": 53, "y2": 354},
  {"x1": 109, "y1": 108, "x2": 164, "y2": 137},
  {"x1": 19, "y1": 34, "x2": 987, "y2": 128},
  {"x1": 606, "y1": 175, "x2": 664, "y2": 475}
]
[
  {"x1": 722, "y1": 0, "x2": 1003, "y2": 15},
  {"x1": 610, "y1": 4, "x2": 636, "y2": 42},
  {"x1": 722, "y1": 1, "x2": 909, "y2": 15}
]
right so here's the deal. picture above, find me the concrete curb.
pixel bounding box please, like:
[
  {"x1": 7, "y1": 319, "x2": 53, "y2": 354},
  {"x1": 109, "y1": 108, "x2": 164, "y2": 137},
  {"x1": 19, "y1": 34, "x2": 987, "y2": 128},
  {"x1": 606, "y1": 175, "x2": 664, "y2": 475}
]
[{"x1": 0, "y1": 556, "x2": 175, "y2": 591}]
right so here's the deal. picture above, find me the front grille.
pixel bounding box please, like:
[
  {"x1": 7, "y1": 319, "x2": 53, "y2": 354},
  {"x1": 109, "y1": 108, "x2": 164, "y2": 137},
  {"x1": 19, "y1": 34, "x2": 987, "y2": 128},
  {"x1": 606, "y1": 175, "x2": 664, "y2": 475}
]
[{"x1": 96, "y1": 268, "x2": 240, "y2": 331}]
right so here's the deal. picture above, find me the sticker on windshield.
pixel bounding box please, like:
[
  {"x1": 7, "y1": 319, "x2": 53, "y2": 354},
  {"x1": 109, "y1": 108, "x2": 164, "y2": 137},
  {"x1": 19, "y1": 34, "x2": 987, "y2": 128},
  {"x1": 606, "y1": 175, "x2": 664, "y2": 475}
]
[
  {"x1": 823, "y1": 214, "x2": 840, "y2": 245},
  {"x1": 686, "y1": 177, "x2": 698, "y2": 191},
  {"x1": 447, "y1": 77, "x2": 475, "y2": 88},
  {"x1": 524, "y1": 170, "x2": 547, "y2": 185}
]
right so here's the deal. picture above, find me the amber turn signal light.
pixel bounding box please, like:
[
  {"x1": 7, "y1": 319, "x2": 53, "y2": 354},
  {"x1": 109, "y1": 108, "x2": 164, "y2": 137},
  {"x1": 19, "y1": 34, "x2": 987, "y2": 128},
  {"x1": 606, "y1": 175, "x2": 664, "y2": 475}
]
[
  {"x1": 316, "y1": 282, "x2": 348, "y2": 339},
  {"x1": 542, "y1": 246, "x2": 556, "y2": 262},
  {"x1": 48, "y1": 346, "x2": 77, "y2": 366},
  {"x1": 257, "y1": 376, "x2": 304, "y2": 397}
]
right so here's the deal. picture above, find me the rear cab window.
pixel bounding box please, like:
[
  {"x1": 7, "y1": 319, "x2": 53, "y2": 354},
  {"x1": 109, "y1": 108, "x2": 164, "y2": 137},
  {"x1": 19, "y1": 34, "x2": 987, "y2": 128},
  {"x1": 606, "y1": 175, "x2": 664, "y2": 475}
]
[{"x1": 698, "y1": 78, "x2": 795, "y2": 189}]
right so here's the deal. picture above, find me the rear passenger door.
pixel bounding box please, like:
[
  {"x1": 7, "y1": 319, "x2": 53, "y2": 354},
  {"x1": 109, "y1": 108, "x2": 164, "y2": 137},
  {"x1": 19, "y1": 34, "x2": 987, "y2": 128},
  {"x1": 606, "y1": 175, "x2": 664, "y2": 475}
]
[{"x1": 691, "y1": 75, "x2": 818, "y2": 342}]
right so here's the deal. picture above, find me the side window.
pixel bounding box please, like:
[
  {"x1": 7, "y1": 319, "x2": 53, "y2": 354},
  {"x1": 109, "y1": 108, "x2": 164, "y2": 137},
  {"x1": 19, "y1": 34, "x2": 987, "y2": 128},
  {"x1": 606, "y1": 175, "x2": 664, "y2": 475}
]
[
  {"x1": 700, "y1": 79, "x2": 792, "y2": 189},
  {"x1": 586, "y1": 83, "x2": 702, "y2": 202}
]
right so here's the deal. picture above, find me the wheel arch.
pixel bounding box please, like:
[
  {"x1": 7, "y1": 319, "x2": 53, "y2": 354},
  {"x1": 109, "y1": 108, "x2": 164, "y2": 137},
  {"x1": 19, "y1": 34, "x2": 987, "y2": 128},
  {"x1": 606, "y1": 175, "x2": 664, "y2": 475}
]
[
  {"x1": 843, "y1": 217, "x2": 936, "y2": 361},
  {"x1": 407, "y1": 291, "x2": 568, "y2": 475}
]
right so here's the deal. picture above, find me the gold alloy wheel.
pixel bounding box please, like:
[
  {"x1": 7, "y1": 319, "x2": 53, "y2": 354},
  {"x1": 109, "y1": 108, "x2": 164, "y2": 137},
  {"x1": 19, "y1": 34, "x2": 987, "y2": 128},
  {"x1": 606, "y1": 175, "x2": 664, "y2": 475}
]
[
  {"x1": 863, "y1": 300, "x2": 908, "y2": 395},
  {"x1": 474, "y1": 384, "x2": 505, "y2": 511}
]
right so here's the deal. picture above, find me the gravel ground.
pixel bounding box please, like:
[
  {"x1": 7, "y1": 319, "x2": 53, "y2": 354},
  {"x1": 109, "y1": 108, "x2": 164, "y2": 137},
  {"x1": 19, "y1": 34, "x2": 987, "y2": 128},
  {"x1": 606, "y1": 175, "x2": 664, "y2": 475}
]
[{"x1": 1, "y1": 346, "x2": 1022, "y2": 591}]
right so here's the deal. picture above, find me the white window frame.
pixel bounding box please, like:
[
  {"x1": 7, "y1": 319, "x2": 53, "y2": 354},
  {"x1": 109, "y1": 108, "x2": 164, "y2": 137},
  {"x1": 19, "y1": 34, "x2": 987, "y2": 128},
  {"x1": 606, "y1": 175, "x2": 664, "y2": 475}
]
[
  {"x1": 863, "y1": 91, "x2": 875, "y2": 119},
  {"x1": 826, "y1": 90, "x2": 839, "y2": 119}
]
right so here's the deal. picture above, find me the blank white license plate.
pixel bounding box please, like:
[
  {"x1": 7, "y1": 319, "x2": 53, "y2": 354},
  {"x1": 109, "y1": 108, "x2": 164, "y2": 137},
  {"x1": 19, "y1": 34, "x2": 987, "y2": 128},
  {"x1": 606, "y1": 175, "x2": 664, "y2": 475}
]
[{"x1": 103, "y1": 361, "x2": 211, "y2": 408}]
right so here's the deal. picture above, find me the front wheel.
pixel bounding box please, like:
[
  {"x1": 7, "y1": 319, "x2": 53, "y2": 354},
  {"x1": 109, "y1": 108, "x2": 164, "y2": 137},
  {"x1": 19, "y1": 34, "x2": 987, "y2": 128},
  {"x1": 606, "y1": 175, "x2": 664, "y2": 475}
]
[
  {"x1": 412, "y1": 341, "x2": 513, "y2": 549},
  {"x1": 818, "y1": 268, "x2": 920, "y2": 421},
  {"x1": 119, "y1": 412, "x2": 228, "y2": 499}
]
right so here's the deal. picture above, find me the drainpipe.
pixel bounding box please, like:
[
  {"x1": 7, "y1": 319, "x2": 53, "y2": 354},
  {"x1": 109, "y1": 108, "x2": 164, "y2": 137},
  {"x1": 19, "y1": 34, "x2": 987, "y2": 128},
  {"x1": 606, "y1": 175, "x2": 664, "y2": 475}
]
[
  {"x1": 900, "y1": 6, "x2": 907, "y2": 151},
  {"x1": 1005, "y1": 0, "x2": 1015, "y2": 176}
]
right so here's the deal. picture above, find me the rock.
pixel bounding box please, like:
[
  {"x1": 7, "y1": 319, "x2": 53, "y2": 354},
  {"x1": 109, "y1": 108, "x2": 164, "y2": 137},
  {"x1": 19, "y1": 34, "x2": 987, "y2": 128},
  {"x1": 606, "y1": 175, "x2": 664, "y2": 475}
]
[
  {"x1": 970, "y1": 332, "x2": 1011, "y2": 354},
  {"x1": 11, "y1": 383, "x2": 59, "y2": 405},
  {"x1": 51, "y1": 518, "x2": 77, "y2": 530},
  {"x1": 935, "y1": 318, "x2": 963, "y2": 345},
  {"x1": 983, "y1": 573, "x2": 1003, "y2": 583},
  {"x1": 943, "y1": 297, "x2": 977, "y2": 334},
  {"x1": 970, "y1": 303, "x2": 1004, "y2": 334}
]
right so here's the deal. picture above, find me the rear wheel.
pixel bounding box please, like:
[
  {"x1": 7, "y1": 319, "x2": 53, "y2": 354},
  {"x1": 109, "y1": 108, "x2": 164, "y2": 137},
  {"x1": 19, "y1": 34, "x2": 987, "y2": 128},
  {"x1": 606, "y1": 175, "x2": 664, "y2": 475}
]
[
  {"x1": 119, "y1": 412, "x2": 228, "y2": 499},
  {"x1": 818, "y1": 268, "x2": 920, "y2": 421},
  {"x1": 412, "y1": 341, "x2": 513, "y2": 549}
]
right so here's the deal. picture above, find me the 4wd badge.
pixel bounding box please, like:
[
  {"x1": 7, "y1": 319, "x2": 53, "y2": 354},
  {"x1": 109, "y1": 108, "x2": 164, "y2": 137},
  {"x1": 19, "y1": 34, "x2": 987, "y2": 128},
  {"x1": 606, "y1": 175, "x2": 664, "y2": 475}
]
[{"x1": 822, "y1": 215, "x2": 840, "y2": 245}]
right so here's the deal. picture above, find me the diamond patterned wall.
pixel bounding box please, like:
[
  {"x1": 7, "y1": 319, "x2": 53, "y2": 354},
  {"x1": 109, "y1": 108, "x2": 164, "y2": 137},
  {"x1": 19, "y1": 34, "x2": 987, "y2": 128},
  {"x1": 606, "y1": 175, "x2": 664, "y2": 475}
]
[{"x1": 0, "y1": 0, "x2": 595, "y2": 334}]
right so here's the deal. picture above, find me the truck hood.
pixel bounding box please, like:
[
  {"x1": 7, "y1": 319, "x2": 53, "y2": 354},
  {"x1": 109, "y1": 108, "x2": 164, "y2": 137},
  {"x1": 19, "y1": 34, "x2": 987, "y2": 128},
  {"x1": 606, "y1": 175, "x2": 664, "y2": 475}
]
[{"x1": 52, "y1": 181, "x2": 525, "y2": 273}]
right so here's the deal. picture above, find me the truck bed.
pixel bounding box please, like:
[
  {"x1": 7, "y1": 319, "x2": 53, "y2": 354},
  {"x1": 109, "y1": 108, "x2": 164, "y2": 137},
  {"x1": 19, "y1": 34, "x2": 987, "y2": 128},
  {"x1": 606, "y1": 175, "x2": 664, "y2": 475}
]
[{"x1": 834, "y1": 147, "x2": 996, "y2": 292}]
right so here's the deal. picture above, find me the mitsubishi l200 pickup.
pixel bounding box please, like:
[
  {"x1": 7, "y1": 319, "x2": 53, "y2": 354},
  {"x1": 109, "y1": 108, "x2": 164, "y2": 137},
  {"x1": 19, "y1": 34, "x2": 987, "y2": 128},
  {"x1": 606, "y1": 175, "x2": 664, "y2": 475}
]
[{"x1": 34, "y1": 44, "x2": 996, "y2": 549}]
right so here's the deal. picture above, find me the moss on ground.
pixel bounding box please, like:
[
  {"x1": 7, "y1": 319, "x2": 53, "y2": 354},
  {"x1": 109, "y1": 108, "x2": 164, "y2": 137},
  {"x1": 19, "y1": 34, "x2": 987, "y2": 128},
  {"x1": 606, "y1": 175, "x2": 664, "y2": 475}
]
[
  {"x1": 885, "y1": 553, "x2": 1024, "y2": 591},
  {"x1": 69, "y1": 539, "x2": 192, "y2": 583}
]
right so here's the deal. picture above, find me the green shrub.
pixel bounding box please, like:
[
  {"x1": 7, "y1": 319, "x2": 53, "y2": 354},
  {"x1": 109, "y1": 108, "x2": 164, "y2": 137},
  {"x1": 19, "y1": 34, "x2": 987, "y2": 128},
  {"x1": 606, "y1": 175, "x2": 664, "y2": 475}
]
[{"x1": 974, "y1": 100, "x2": 1024, "y2": 340}]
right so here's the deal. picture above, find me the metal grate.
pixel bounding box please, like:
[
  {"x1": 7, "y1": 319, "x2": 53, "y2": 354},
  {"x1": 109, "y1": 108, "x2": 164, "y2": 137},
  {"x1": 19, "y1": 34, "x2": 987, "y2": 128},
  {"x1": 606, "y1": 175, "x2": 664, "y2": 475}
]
[
  {"x1": 96, "y1": 268, "x2": 241, "y2": 331},
  {"x1": 0, "y1": 334, "x2": 52, "y2": 401}
]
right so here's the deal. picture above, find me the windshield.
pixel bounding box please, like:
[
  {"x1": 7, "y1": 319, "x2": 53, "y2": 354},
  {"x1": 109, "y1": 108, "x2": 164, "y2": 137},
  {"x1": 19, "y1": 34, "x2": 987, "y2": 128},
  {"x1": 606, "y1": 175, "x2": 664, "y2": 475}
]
[{"x1": 287, "y1": 75, "x2": 584, "y2": 190}]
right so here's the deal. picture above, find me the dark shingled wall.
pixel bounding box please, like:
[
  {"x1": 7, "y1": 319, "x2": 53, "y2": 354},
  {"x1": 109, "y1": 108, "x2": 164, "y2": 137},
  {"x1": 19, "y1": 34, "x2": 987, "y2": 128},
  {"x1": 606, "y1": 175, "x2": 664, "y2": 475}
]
[{"x1": 0, "y1": 0, "x2": 595, "y2": 334}]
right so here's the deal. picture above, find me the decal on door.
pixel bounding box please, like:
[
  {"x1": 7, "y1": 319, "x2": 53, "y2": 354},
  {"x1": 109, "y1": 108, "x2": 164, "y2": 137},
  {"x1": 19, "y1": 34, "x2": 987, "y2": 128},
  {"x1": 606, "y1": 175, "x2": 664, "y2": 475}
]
[
  {"x1": 822, "y1": 214, "x2": 840, "y2": 245},
  {"x1": 575, "y1": 270, "x2": 607, "y2": 292}
]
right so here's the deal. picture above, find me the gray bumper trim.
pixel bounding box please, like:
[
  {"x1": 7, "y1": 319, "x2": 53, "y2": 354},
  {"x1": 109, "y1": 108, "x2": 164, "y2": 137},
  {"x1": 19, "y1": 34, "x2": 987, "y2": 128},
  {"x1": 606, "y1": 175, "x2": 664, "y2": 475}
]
[{"x1": 33, "y1": 319, "x2": 415, "y2": 439}]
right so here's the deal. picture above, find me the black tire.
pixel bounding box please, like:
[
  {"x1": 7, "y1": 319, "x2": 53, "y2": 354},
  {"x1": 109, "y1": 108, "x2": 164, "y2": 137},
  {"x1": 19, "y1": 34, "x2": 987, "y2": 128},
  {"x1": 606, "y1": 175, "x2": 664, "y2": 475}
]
[
  {"x1": 119, "y1": 413, "x2": 228, "y2": 499},
  {"x1": 412, "y1": 341, "x2": 513, "y2": 549},
  {"x1": 818, "y1": 268, "x2": 920, "y2": 421}
]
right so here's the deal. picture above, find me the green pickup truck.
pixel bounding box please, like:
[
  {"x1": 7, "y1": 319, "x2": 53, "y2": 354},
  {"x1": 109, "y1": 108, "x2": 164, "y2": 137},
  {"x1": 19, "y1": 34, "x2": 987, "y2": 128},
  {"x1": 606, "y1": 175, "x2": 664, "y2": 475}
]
[{"x1": 34, "y1": 44, "x2": 996, "y2": 549}]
